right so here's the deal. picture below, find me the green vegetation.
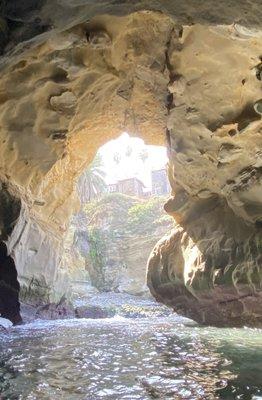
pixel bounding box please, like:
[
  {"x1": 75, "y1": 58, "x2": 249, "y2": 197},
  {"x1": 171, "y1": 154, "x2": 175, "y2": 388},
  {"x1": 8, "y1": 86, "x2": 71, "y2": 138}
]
[
  {"x1": 87, "y1": 227, "x2": 107, "y2": 290},
  {"x1": 128, "y1": 198, "x2": 158, "y2": 224},
  {"x1": 78, "y1": 154, "x2": 107, "y2": 203},
  {"x1": 80, "y1": 193, "x2": 173, "y2": 290},
  {"x1": 84, "y1": 193, "x2": 135, "y2": 213},
  {"x1": 84, "y1": 193, "x2": 173, "y2": 235},
  {"x1": 127, "y1": 196, "x2": 172, "y2": 234}
]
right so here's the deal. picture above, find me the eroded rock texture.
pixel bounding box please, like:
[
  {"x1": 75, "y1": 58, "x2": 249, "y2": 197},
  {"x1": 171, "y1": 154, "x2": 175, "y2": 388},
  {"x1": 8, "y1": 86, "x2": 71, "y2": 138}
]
[
  {"x1": 148, "y1": 24, "x2": 262, "y2": 326},
  {"x1": 0, "y1": 1, "x2": 261, "y2": 325},
  {"x1": 0, "y1": 10, "x2": 173, "y2": 304}
]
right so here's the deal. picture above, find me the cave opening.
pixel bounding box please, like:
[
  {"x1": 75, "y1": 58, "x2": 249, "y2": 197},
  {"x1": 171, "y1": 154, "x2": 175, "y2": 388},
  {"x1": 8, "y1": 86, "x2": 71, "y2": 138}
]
[
  {"x1": 0, "y1": 184, "x2": 22, "y2": 324},
  {"x1": 0, "y1": 241, "x2": 22, "y2": 324},
  {"x1": 65, "y1": 132, "x2": 173, "y2": 298}
]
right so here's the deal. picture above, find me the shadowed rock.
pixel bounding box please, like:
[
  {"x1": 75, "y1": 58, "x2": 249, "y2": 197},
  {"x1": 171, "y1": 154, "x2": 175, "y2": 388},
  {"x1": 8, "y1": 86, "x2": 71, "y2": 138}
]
[{"x1": 0, "y1": 241, "x2": 22, "y2": 324}]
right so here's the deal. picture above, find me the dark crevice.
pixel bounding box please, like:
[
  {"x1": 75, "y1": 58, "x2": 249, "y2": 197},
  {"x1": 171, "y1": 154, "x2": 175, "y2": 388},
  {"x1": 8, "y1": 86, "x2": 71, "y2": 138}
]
[
  {"x1": 0, "y1": 241, "x2": 22, "y2": 324},
  {"x1": 0, "y1": 0, "x2": 50, "y2": 54},
  {"x1": 164, "y1": 27, "x2": 177, "y2": 113},
  {"x1": 165, "y1": 128, "x2": 172, "y2": 159},
  {"x1": 50, "y1": 129, "x2": 68, "y2": 141},
  {"x1": 255, "y1": 220, "x2": 262, "y2": 229},
  {"x1": 228, "y1": 129, "x2": 238, "y2": 137},
  {"x1": 165, "y1": 128, "x2": 171, "y2": 148},
  {"x1": 165, "y1": 92, "x2": 173, "y2": 110},
  {"x1": 0, "y1": 184, "x2": 22, "y2": 324},
  {"x1": 219, "y1": 293, "x2": 256, "y2": 305},
  {"x1": 0, "y1": 183, "x2": 21, "y2": 240},
  {"x1": 164, "y1": 26, "x2": 184, "y2": 124},
  {"x1": 51, "y1": 67, "x2": 69, "y2": 84},
  {"x1": 85, "y1": 22, "x2": 112, "y2": 50},
  {"x1": 255, "y1": 60, "x2": 262, "y2": 81}
]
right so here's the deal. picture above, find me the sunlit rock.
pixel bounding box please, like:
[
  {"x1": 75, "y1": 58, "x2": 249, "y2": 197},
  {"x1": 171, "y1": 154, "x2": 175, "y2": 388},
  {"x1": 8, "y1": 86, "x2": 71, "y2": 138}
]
[
  {"x1": 146, "y1": 20, "x2": 262, "y2": 326},
  {"x1": 50, "y1": 91, "x2": 77, "y2": 116},
  {"x1": 0, "y1": 1, "x2": 261, "y2": 326},
  {"x1": 0, "y1": 317, "x2": 13, "y2": 330}
]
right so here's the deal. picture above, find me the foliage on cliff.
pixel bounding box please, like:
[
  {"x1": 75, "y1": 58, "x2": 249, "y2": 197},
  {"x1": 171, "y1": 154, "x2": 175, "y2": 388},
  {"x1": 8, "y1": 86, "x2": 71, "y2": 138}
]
[
  {"x1": 80, "y1": 193, "x2": 173, "y2": 292},
  {"x1": 83, "y1": 193, "x2": 173, "y2": 235}
]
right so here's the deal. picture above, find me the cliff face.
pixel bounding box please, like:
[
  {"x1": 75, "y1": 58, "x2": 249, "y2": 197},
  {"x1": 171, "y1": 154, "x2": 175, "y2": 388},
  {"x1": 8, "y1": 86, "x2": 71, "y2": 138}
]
[
  {"x1": 0, "y1": 10, "x2": 173, "y2": 304},
  {"x1": 147, "y1": 24, "x2": 262, "y2": 327},
  {"x1": 67, "y1": 194, "x2": 173, "y2": 295},
  {"x1": 0, "y1": 1, "x2": 261, "y2": 325}
]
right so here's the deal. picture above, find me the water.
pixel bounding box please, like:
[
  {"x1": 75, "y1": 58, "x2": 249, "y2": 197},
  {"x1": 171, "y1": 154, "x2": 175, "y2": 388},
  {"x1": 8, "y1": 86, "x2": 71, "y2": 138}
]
[{"x1": 0, "y1": 295, "x2": 262, "y2": 400}]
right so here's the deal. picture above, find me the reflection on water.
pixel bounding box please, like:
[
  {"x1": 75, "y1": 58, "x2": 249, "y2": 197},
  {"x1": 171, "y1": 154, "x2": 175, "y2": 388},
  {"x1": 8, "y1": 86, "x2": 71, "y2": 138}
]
[{"x1": 0, "y1": 304, "x2": 261, "y2": 399}]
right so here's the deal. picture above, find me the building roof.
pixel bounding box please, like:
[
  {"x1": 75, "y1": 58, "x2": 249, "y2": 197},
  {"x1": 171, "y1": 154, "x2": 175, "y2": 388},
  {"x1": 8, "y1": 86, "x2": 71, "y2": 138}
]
[{"x1": 117, "y1": 177, "x2": 145, "y2": 187}]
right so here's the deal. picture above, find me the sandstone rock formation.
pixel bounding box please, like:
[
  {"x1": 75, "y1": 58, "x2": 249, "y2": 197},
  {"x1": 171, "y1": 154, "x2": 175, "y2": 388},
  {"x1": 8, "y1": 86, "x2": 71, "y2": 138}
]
[
  {"x1": 35, "y1": 298, "x2": 75, "y2": 320},
  {"x1": 75, "y1": 305, "x2": 112, "y2": 319},
  {"x1": 0, "y1": 1, "x2": 261, "y2": 326},
  {"x1": 0, "y1": 10, "x2": 173, "y2": 308},
  {"x1": 147, "y1": 23, "x2": 262, "y2": 327},
  {"x1": 67, "y1": 194, "x2": 173, "y2": 295}
]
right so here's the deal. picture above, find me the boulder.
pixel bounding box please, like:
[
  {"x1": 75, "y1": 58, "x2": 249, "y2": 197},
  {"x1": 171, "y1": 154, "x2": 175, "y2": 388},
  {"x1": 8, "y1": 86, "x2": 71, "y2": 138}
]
[
  {"x1": 0, "y1": 316, "x2": 13, "y2": 331},
  {"x1": 75, "y1": 305, "x2": 113, "y2": 319},
  {"x1": 35, "y1": 300, "x2": 75, "y2": 320}
]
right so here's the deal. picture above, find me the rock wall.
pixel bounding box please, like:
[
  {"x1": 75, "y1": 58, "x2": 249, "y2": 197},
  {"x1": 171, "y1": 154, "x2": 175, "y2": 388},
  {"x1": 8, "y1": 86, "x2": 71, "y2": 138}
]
[
  {"x1": 0, "y1": 1, "x2": 261, "y2": 325},
  {"x1": 66, "y1": 194, "x2": 173, "y2": 295},
  {"x1": 0, "y1": 10, "x2": 173, "y2": 306},
  {"x1": 148, "y1": 23, "x2": 262, "y2": 326},
  {"x1": 9, "y1": 211, "x2": 70, "y2": 305}
]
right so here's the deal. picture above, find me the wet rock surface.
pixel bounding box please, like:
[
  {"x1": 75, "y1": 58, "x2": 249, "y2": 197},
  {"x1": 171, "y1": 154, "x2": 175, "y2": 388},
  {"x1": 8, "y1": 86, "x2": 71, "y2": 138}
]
[
  {"x1": 73, "y1": 292, "x2": 173, "y2": 319},
  {"x1": 20, "y1": 293, "x2": 172, "y2": 322},
  {"x1": 34, "y1": 299, "x2": 75, "y2": 320},
  {"x1": 148, "y1": 217, "x2": 262, "y2": 327},
  {"x1": 75, "y1": 305, "x2": 113, "y2": 319}
]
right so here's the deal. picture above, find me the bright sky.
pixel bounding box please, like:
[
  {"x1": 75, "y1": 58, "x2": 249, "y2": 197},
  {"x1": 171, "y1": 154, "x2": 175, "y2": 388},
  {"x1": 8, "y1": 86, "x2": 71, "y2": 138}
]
[{"x1": 98, "y1": 132, "x2": 168, "y2": 190}]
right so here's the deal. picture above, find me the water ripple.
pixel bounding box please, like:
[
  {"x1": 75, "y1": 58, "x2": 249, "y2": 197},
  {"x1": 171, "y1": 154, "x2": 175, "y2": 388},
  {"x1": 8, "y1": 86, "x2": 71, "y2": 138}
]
[{"x1": 0, "y1": 309, "x2": 261, "y2": 399}]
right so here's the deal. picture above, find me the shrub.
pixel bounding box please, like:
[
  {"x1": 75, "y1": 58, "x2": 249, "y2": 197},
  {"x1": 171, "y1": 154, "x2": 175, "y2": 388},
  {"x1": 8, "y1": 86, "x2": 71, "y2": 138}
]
[{"x1": 127, "y1": 197, "x2": 166, "y2": 233}]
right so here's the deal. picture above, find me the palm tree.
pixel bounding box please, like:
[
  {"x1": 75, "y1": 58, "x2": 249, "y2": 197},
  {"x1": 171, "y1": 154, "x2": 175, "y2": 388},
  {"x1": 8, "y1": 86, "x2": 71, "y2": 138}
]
[
  {"x1": 113, "y1": 152, "x2": 121, "y2": 165},
  {"x1": 139, "y1": 148, "x2": 148, "y2": 164},
  {"x1": 78, "y1": 154, "x2": 107, "y2": 203},
  {"x1": 125, "y1": 145, "x2": 133, "y2": 157}
]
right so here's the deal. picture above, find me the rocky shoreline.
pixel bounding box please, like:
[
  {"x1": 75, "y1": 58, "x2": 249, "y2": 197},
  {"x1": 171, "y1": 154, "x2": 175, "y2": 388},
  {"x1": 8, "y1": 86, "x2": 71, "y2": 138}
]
[{"x1": 18, "y1": 293, "x2": 172, "y2": 325}]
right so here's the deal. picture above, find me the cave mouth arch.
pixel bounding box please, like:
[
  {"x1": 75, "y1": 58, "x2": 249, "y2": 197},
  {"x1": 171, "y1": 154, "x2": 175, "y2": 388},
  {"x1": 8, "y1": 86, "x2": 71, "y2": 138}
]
[
  {"x1": 0, "y1": 241, "x2": 22, "y2": 324},
  {"x1": 66, "y1": 132, "x2": 172, "y2": 296},
  {"x1": 0, "y1": 8, "x2": 260, "y2": 328},
  {"x1": 78, "y1": 132, "x2": 169, "y2": 201}
]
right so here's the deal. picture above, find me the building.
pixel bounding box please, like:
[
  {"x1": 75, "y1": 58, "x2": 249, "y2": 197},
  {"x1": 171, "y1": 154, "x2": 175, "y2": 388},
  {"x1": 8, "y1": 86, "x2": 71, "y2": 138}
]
[
  {"x1": 107, "y1": 177, "x2": 145, "y2": 198},
  {"x1": 151, "y1": 169, "x2": 170, "y2": 195},
  {"x1": 108, "y1": 183, "x2": 118, "y2": 193},
  {"x1": 117, "y1": 177, "x2": 145, "y2": 197}
]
